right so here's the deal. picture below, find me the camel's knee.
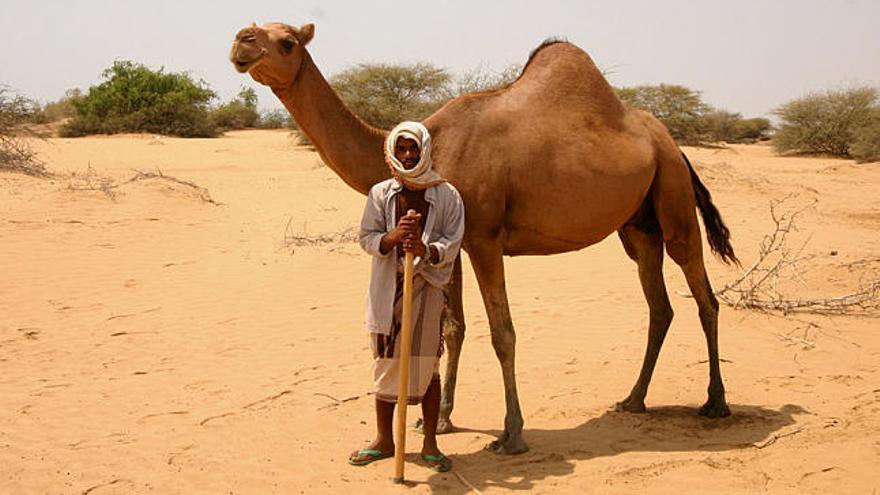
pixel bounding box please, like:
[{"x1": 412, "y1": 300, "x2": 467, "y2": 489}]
[
  {"x1": 490, "y1": 325, "x2": 516, "y2": 362},
  {"x1": 442, "y1": 316, "x2": 465, "y2": 351}
]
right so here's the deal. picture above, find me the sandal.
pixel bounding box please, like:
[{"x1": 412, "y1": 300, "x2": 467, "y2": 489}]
[
  {"x1": 421, "y1": 453, "x2": 452, "y2": 472},
  {"x1": 348, "y1": 449, "x2": 393, "y2": 466}
]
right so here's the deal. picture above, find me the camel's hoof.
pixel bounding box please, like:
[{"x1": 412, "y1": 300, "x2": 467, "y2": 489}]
[
  {"x1": 699, "y1": 397, "x2": 731, "y2": 418},
  {"x1": 615, "y1": 397, "x2": 647, "y2": 414},
  {"x1": 486, "y1": 434, "x2": 529, "y2": 455},
  {"x1": 436, "y1": 417, "x2": 456, "y2": 434},
  {"x1": 413, "y1": 417, "x2": 456, "y2": 434}
]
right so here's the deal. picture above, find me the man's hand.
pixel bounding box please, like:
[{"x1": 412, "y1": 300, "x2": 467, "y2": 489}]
[
  {"x1": 379, "y1": 211, "x2": 422, "y2": 255},
  {"x1": 402, "y1": 230, "x2": 427, "y2": 258}
]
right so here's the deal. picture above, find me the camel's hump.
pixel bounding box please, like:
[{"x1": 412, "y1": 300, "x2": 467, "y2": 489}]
[
  {"x1": 426, "y1": 40, "x2": 626, "y2": 132},
  {"x1": 498, "y1": 40, "x2": 625, "y2": 118}
]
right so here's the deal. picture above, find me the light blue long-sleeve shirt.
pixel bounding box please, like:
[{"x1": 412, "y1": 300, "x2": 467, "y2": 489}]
[{"x1": 359, "y1": 178, "x2": 465, "y2": 335}]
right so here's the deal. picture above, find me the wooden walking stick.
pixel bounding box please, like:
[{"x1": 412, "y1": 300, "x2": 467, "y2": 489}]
[{"x1": 393, "y1": 210, "x2": 417, "y2": 484}]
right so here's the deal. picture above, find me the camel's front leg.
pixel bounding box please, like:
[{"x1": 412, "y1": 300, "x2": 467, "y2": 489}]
[
  {"x1": 469, "y1": 242, "x2": 528, "y2": 455},
  {"x1": 438, "y1": 256, "x2": 465, "y2": 434}
]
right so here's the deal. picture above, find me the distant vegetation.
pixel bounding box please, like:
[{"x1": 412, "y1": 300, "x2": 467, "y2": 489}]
[
  {"x1": 210, "y1": 87, "x2": 259, "y2": 131},
  {"x1": 12, "y1": 57, "x2": 879, "y2": 163},
  {"x1": 616, "y1": 84, "x2": 771, "y2": 145},
  {"x1": 773, "y1": 86, "x2": 879, "y2": 162},
  {"x1": 31, "y1": 88, "x2": 80, "y2": 124}
]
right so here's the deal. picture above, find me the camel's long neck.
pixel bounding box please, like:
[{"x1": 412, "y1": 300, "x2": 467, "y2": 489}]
[{"x1": 274, "y1": 50, "x2": 388, "y2": 195}]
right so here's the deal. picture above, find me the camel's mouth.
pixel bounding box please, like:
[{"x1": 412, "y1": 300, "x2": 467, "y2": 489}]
[{"x1": 232, "y1": 54, "x2": 264, "y2": 73}]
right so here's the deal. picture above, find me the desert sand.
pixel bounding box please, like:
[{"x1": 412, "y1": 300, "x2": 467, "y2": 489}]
[{"x1": 1, "y1": 130, "x2": 878, "y2": 494}]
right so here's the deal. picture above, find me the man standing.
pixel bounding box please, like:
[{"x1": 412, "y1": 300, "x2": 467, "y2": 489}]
[{"x1": 349, "y1": 121, "x2": 464, "y2": 473}]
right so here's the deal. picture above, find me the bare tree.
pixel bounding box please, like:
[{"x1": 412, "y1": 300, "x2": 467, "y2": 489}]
[{"x1": 0, "y1": 85, "x2": 51, "y2": 177}]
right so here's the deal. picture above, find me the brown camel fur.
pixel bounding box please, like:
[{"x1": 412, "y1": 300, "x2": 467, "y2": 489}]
[{"x1": 230, "y1": 22, "x2": 739, "y2": 455}]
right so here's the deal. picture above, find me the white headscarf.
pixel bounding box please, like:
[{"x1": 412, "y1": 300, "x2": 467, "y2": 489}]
[{"x1": 384, "y1": 121, "x2": 446, "y2": 190}]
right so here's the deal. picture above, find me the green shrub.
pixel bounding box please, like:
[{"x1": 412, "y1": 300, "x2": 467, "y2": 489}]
[
  {"x1": 849, "y1": 107, "x2": 880, "y2": 162},
  {"x1": 210, "y1": 87, "x2": 259, "y2": 130},
  {"x1": 330, "y1": 63, "x2": 451, "y2": 129},
  {"x1": 773, "y1": 86, "x2": 877, "y2": 157},
  {"x1": 61, "y1": 60, "x2": 217, "y2": 137}
]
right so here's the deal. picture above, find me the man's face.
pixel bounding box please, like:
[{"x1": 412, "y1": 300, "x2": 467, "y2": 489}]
[{"x1": 394, "y1": 137, "x2": 421, "y2": 169}]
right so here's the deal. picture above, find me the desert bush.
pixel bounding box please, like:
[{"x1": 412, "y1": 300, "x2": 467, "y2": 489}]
[
  {"x1": 210, "y1": 87, "x2": 259, "y2": 130},
  {"x1": 330, "y1": 63, "x2": 451, "y2": 129},
  {"x1": 31, "y1": 88, "x2": 81, "y2": 124},
  {"x1": 257, "y1": 108, "x2": 290, "y2": 129},
  {"x1": 61, "y1": 60, "x2": 217, "y2": 138},
  {"x1": 617, "y1": 85, "x2": 772, "y2": 145},
  {"x1": 617, "y1": 84, "x2": 713, "y2": 145},
  {"x1": 849, "y1": 107, "x2": 880, "y2": 162},
  {"x1": 0, "y1": 85, "x2": 50, "y2": 176},
  {"x1": 616, "y1": 84, "x2": 715, "y2": 144},
  {"x1": 702, "y1": 110, "x2": 742, "y2": 143},
  {"x1": 735, "y1": 117, "x2": 773, "y2": 142},
  {"x1": 773, "y1": 86, "x2": 878, "y2": 157},
  {"x1": 702, "y1": 110, "x2": 772, "y2": 143}
]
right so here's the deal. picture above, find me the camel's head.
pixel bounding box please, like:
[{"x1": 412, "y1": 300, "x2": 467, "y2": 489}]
[{"x1": 230, "y1": 22, "x2": 315, "y2": 90}]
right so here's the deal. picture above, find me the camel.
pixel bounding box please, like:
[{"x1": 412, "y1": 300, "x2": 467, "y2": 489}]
[{"x1": 230, "y1": 21, "x2": 739, "y2": 455}]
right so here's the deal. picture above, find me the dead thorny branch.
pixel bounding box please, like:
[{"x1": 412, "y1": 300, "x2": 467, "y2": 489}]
[
  {"x1": 707, "y1": 196, "x2": 880, "y2": 316},
  {"x1": 67, "y1": 167, "x2": 217, "y2": 204},
  {"x1": 283, "y1": 217, "x2": 358, "y2": 248}
]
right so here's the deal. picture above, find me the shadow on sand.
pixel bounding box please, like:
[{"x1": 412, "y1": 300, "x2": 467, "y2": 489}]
[{"x1": 426, "y1": 403, "x2": 806, "y2": 493}]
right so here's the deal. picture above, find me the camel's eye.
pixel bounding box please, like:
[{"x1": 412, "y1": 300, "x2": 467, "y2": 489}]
[
  {"x1": 280, "y1": 38, "x2": 295, "y2": 53},
  {"x1": 241, "y1": 34, "x2": 256, "y2": 43}
]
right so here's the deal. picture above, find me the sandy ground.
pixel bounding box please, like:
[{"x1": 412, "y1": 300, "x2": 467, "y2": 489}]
[{"x1": 1, "y1": 130, "x2": 878, "y2": 494}]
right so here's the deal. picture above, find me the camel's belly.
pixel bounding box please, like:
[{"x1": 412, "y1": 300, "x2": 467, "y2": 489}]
[{"x1": 501, "y1": 161, "x2": 654, "y2": 256}]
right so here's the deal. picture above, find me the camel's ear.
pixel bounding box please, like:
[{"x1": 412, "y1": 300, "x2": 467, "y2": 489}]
[{"x1": 294, "y1": 23, "x2": 315, "y2": 45}]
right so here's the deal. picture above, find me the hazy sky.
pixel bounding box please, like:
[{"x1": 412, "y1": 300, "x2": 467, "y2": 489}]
[{"x1": 2, "y1": 0, "x2": 878, "y2": 118}]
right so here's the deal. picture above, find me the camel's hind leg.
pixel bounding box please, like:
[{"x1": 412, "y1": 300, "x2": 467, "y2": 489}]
[
  {"x1": 654, "y1": 155, "x2": 731, "y2": 418},
  {"x1": 616, "y1": 221, "x2": 674, "y2": 413},
  {"x1": 437, "y1": 256, "x2": 465, "y2": 433},
  {"x1": 672, "y1": 250, "x2": 730, "y2": 417}
]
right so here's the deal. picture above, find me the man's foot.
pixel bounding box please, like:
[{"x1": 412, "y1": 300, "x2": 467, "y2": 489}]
[
  {"x1": 349, "y1": 439, "x2": 394, "y2": 466},
  {"x1": 420, "y1": 452, "x2": 452, "y2": 472},
  {"x1": 348, "y1": 448, "x2": 393, "y2": 466}
]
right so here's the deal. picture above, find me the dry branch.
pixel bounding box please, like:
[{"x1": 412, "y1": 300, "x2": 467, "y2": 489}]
[
  {"x1": 283, "y1": 217, "x2": 358, "y2": 248},
  {"x1": 67, "y1": 167, "x2": 218, "y2": 204},
  {"x1": 686, "y1": 196, "x2": 880, "y2": 316},
  {"x1": 0, "y1": 134, "x2": 52, "y2": 177},
  {"x1": 0, "y1": 86, "x2": 53, "y2": 178}
]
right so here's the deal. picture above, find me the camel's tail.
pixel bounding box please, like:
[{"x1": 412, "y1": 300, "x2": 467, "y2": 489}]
[{"x1": 682, "y1": 152, "x2": 740, "y2": 266}]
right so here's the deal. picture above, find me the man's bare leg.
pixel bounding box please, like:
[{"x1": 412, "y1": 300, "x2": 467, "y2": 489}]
[
  {"x1": 349, "y1": 399, "x2": 395, "y2": 463},
  {"x1": 420, "y1": 377, "x2": 452, "y2": 470}
]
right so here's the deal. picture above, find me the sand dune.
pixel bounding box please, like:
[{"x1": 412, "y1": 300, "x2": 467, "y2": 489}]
[{"x1": 1, "y1": 130, "x2": 878, "y2": 494}]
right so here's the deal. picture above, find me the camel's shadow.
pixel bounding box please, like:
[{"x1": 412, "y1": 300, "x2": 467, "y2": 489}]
[{"x1": 427, "y1": 403, "x2": 806, "y2": 493}]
